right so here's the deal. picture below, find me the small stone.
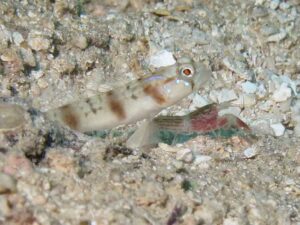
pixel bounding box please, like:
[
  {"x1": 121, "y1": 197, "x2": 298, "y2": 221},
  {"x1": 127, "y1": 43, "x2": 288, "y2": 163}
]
[
  {"x1": 223, "y1": 217, "x2": 240, "y2": 225},
  {"x1": 194, "y1": 155, "x2": 212, "y2": 165},
  {"x1": 0, "y1": 196, "x2": 10, "y2": 216},
  {"x1": 72, "y1": 35, "x2": 88, "y2": 50},
  {"x1": 37, "y1": 78, "x2": 49, "y2": 89},
  {"x1": 252, "y1": 6, "x2": 268, "y2": 17},
  {"x1": 260, "y1": 24, "x2": 279, "y2": 36},
  {"x1": 270, "y1": 0, "x2": 280, "y2": 9},
  {"x1": 243, "y1": 146, "x2": 258, "y2": 158},
  {"x1": 0, "y1": 25, "x2": 10, "y2": 48},
  {"x1": 31, "y1": 70, "x2": 44, "y2": 80},
  {"x1": 270, "y1": 123, "x2": 285, "y2": 136},
  {"x1": 217, "y1": 89, "x2": 238, "y2": 103},
  {"x1": 247, "y1": 205, "x2": 263, "y2": 225},
  {"x1": 241, "y1": 81, "x2": 257, "y2": 94},
  {"x1": 149, "y1": 50, "x2": 176, "y2": 68},
  {"x1": 1, "y1": 50, "x2": 16, "y2": 62},
  {"x1": 52, "y1": 54, "x2": 76, "y2": 74},
  {"x1": 12, "y1": 32, "x2": 24, "y2": 46},
  {"x1": 242, "y1": 94, "x2": 257, "y2": 107},
  {"x1": 191, "y1": 29, "x2": 209, "y2": 45},
  {"x1": 176, "y1": 148, "x2": 194, "y2": 163},
  {"x1": 278, "y1": 98, "x2": 292, "y2": 112},
  {"x1": 28, "y1": 34, "x2": 51, "y2": 51},
  {"x1": 267, "y1": 31, "x2": 287, "y2": 43},
  {"x1": 46, "y1": 150, "x2": 76, "y2": 174},
  {"x1": 0, "y1": 173, "x2": 17, "y2": 194},
  {"x1": 189, "y1": 94, "x2": 209, "y2": 110},
  {"x1": 20, "y1": 47, "x2": 36, "y2": 67},
  {"x1": 291, "y1": 100, "x2": 300, "y2": 136},
  {"x1": 294, "y1": 125, "x2": 300, "y2": 137},
  {"x1": 296, "y1": 166, "x2": 300, "y2": 175},
  {"x1": 259, "y1": 100, "x2": 273, "y2": 111},
  {"x1": 284, "y1": 177, "x2": 295, "y2": 186},
  {"x1": 250, "y1": 119, "x2": 272, "y2": 135},
  {"x1": 32, "y1": 194, "x2": 47, "y2": 205},
  {"x1": 193, "y1": 201, "x2": 223, "y2": 224},
  {"x1": 255, "y1": 0, "x2": 265, "y2": 5},
  {"x1": 172, "y1": 160, "x2": 184, "y2": 170},
  {"x1": 222, "y1": 57, "x2": 254, "y2": 80},
  {"x1": 151, "y1": 9, "x2": 171, "y2": 16},
  {"x1": 3, "y1": 153, "x2": 33, "y2": 176},
  {"x1": 0, "y1": 104, "x2": 26, "y2": 131},
  {"x1": 279, "y1": 2, "x2": 290, "y2": 9},
  {"x1": 218, "y1": 107, "x2": 241, "y2": 117},
  {"x1": 209, "y1": 90, "x2": 219, "y2": 102},
  {"x1": 271, "y1": 83, "x2": 292, "y2": 102},
  {"x1": 135, "y1": 182, "x2": 167, "y2": 206},
  {"x1": 159, "y1": 143, "x2": 178, "y2": 153},
  {"x1": 256, "y1": 83, "x2": 267, "y2": 99},
  {"x1": 235, "y1": 43, "x2": 245, "y2": 52}
]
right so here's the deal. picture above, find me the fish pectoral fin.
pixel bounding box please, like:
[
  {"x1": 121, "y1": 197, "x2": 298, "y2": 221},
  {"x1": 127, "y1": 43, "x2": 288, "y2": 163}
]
[{"x1": 126, "y1": 120, "x2": 159, "y2": 149}]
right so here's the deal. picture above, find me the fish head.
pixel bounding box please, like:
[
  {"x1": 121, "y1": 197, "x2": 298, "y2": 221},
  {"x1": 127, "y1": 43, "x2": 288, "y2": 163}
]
[{"x1": 176, "y1": 57, "x2": 212, "y2": 91}]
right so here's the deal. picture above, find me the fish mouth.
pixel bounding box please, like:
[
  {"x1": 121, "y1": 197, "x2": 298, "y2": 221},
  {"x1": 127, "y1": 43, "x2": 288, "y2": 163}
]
[{"x1": 193, "y1": 62, "x2": 212, "y2": 90}]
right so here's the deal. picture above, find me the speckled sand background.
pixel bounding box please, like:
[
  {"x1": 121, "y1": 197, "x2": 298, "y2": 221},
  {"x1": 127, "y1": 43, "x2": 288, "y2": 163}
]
[{"x1": 0, "y1": 0, "x2": 299, "y2": 224}]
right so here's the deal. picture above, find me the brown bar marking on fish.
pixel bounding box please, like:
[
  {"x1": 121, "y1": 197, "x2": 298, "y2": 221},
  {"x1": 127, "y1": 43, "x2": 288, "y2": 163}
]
[
  {"x1": 143, "y1": 84, "x2": 166, "y2": 104},
  {"x1": 107, "y1": 91, "x2": 126, "y2": 120},
  {"x1": 60, "y1": 105, "x2": 79, "y2": 130}
]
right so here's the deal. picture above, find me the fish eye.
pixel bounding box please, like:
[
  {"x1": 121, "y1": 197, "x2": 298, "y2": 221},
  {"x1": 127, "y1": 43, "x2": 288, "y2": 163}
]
[{"x1": 180, "y1": 65, "x2": 194, "y2": 77}]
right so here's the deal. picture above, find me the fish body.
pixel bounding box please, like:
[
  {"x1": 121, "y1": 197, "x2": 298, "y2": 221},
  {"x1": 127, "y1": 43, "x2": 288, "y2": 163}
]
[{"x1": 46, "y1": 57, "x2": 211, "y2": 132}]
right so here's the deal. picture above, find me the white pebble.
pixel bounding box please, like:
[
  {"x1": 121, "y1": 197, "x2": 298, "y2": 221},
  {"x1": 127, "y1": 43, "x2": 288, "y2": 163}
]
[
  {"x1": 270, "y1": 123, "x2": 285, "y2": 136},
  {"x1": 149, "y1": 50, "x2": 176, "y2": 68},
  {"x1": 28, "y1": 32, "x2": 51, "y2": 51},
  {"x1": 194, "y1": 155, "x2": 212, "y2": 165},
  {"x1": 270, "y1": 0, "x2": 280, "y2": 9},
  {"x1": 189, "y1": 94, "x2": 209, "y2": 110},
  {"x1": 296, "y1": 166, "x2": 300, "y2": 175},
  {"x1": 222, "y1": 57, "x2": 254, "y2": 80},
  {"x1": 256, "y1": 83, "x2": 267, "y2": 99},
  {"x1": 241, "y1": 81, "x2": 257, "y2": 94},
  {"x1": 0, "y1": 104, "x2": 26, "y2": 131},
  {"x1": 217, "y1": 89, "x2": 238, "y2": 103},
  {"x1": 218, "y1": 107, "x2": 241, "y2": 117},
  {"x1": 267, "y1": 31, "x2": 287, "y2": 43},
  {"x1": 176, "y1": 148, "x2": 194, "y2": 163},
  {"x1": 243, "y1": 146, "x2": 258, "y2": 158},
  {"x1": 242, "y1": 94, "x2": 257, "y2": 107},
  {"x1": 272, "y1": 83, "x2": 292, "y2": 102},
  {"x1": 250, "y1": 119, "x2": 272, "y2": 135},
  {"x1": 0, "y1": 173, "x2": 17, "y2": 194},
  {"x1": 31, "y1": 70, "x2": 44, "y2": 80},
  {"x1": 223, "y1": 217, "x2": 240, "y2": 225},
  {"x1": 12, "y1": 32, "x2": 24, "y2": 46},
  {"x1": 209, "y1": 90, "x2": 219, "y2": 103},
  {"x1": 191, "y1": 29, "x2": 209, "y2": 45},
  {"x1": 159, "y1": 143, "x2": 178, "y2": 153},
  {"x1": 259, "y1": 100, "x2": 273, "y2": 111},
  {"x1": 279, "y1": 2, "x2": 290, "y2": 9},
  {"x1": 0, "y1": 196, "x2": 11, "y2": 216}
]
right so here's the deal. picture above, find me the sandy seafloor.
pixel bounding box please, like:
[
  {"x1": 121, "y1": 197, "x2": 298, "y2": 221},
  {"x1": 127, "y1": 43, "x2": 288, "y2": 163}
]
[{"x1": 0, "y1": 0, "x2": 299, "y2": 224}]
